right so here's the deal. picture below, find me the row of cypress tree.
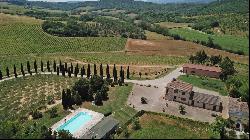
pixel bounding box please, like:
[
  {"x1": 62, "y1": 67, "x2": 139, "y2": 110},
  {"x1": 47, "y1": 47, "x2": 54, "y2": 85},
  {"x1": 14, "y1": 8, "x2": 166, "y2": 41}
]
[{"x1": 0, "y1": 60, "x2": 130, "y2": 80}]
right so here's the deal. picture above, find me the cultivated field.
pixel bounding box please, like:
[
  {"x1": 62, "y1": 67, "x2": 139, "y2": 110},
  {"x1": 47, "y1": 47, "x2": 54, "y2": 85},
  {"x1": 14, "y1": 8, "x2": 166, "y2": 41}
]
[
  {"x1": 0, "y1": 75, "x2": 78, "y2": 121},
  {"x1": 125, "y1": 39, "x2": 249, "y2": 64},
  {"x1": 0, "y1": 14, "x2": 126, "y2": 56}
]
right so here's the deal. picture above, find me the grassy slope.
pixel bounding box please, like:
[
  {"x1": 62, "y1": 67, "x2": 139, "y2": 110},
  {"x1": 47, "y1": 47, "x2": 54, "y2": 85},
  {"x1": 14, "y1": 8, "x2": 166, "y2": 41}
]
[
  {"x1": 145, "y1": 30, "x2": 171, "y2": 40},
  {"x1": 126, "y1": 113, "x2": 217, "y2": 139},
  {"x1": 169, "y1": 28, "x2": 249, "y2": 55},
  {"x1": 81, "y1": 83, "x2": 137, "y2": 125},
  {"x1": 178, "y1": 75, "x2": 227, "y2": 96}
]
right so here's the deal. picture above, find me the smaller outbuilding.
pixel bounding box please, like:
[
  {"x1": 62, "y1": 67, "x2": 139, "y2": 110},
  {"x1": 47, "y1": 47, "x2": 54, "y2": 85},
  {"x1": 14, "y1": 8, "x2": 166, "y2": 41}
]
[
  {"x1": 182, "y1": 63, "x2": 221, "y2": 78},
  {"x1": 81, "y1": 116, "x2": 119, "y2": 139}
]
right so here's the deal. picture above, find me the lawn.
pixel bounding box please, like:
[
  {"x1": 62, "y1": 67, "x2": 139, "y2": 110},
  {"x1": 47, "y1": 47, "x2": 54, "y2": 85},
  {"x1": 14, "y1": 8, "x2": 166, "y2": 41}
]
[
  {"x1": 81, "y1": 83, "x2": 137, "y2": 125},
  {"x1": 178, "y1": 75, "x2": 227, "y2": 96},
  {"x1": 0, "y1": 74, "x2": 78, "y2": 121},
  {"x1": 169, "y1": 28, "x2": 249, "y2": 55},
  {"x1": 122, "y1": 112, "x2": 218, "y2": 139}
]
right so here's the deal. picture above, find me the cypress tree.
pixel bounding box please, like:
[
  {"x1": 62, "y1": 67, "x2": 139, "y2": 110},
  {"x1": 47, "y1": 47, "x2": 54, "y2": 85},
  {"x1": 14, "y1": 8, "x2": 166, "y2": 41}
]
[
  {"x1": 70, "y1": 63, "x2": 73, "y2": 74},
  {"x1": 21, "y1": 63, "x2": 25, "y2": 76},
  {"x1": 53, "y1": 60, "x2": 56, "y2": 72},
  {"x1": 66, "y1": 89, "x2": 72, "y2": 107},
  {"x1": 41, "y1": 61, "x2": 44, "y2": 72},
  {"x1": 0, "y1": 69, "x2": 2, "y2": 80},
  {"x1": 62, "y1": 66, "x2": 65, "y2": 76},
  {"x1": 82, "y1": 65, "x2": 85, "y2": 75},
  {"x1": 121, "y1": 70, "x2": 125, "y2": 83},
  {"x1": 120, "y1": 66, "x2": 123, "y2": 78},
  {"x1": 80, "y1": 68, "x2": 83, "y2": 77},
  {"x1": 68, "y1": 67, "x2": 71, "y2": 77},
  {"x1": 27, "y1": 61, "x2": 31, "y2": 74},
  {"x1": 34, "y1": 60, "x2": 37, "y2": 74},
  {"x1": 113, "y1": 64, "x2": 117, "y2": 82},
  {"x1": 47, "y1": 61, "x2": 50, "y2": 72},
  {"x1": 6, "y1": 67, "x2": 10, "y2": 77},
  {"x1": 74, "y1": 63, "x2": 79, "y2": 77},
  {"x1": 14, "y1": 65, "x2": 17, "y2": 78},
  {"x1": 56, "y1": 66, "x2": 59, "y2": 75},
  {"x1": 100, "y1": 64, "x2": 103, "y2": 78},
  {"x1": 94, "y1": 64, "x2": 97, "y2": 75},
  {"x1": 59, "y1": 60, "x2": 62, "y2": 72},
  {"x1": 106, "y1": 64, "x2": 110, "y2": 79},
  {"x1": 65, "y1": 62, "x2": 68, "y2": 72},
  {"x1": 127, "y1": 66, "x2": 130, "y2": 79},
  {"x1": 87, "y1": 64, "x2": 91, "y2": 78},
  {"x1": 62, "y1": 89, "x2": 67, "y2": 109}
]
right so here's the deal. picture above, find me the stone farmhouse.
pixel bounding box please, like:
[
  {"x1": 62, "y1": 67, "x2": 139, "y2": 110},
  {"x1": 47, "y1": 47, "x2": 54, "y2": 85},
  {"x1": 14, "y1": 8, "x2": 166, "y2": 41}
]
[
  {"x1": 229, "y1": 97, "x2": 249, "y2": 132},
  {"x1": 182, "y1": 63, "x2": 221, "y2": 78},
  {"x1": 165, "y1": 79, "x2": 223, "y2": 112}
]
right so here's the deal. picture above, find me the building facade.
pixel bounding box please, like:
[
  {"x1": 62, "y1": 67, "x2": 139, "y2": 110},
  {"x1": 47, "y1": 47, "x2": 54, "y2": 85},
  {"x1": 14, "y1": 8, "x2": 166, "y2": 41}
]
[
  {"x1": 182, "y1": 63, "x2": 221, "y2": 78},
  {"x1": 229, "y1": 97, "x2": 249, "y2": 132},
  {"x1": 165, "y1": 79, "x2": 222, "y2": 112}
]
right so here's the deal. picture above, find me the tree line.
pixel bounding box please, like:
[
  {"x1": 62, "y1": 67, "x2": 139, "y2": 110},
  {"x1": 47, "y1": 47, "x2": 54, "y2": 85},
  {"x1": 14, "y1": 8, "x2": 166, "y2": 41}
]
[
  {"x1": 0, "y1": 60, "x2": 130, "y2": 83},
  {"x1": 42, "y1": 17, "x2": 146, "y2": 39}
]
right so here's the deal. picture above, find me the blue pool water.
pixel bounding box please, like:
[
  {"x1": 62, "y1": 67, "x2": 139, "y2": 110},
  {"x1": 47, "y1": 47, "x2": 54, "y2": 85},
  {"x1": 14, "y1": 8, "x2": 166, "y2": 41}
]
[{"x1": 56, "y1": 112, "x2": 92, "y2": 134}]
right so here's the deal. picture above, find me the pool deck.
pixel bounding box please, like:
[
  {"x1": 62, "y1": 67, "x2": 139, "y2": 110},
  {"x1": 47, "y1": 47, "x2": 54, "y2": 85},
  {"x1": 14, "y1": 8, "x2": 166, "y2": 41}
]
[{"x1": 51, "y1": 108, "x2": 104, "y2": 138}]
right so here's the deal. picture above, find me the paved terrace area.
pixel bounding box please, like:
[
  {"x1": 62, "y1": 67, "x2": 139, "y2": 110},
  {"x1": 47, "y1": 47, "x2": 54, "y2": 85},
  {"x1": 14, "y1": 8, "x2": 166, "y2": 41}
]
[{"x1": 51, "y1": 108, "x2": 104, "y2": 139}]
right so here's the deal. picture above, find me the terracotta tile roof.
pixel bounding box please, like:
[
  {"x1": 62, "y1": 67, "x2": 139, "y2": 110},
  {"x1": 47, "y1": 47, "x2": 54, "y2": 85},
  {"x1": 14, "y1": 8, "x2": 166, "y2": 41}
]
[
  {"x1": 183, "y1": 63, "x2": 221, "y2": 73},
  {"x1": 166, "y1": 80, "x2": 193, "y2": 92},
  {"x1": 192, "y1": 92, "x2": 221, "y2": 105}
]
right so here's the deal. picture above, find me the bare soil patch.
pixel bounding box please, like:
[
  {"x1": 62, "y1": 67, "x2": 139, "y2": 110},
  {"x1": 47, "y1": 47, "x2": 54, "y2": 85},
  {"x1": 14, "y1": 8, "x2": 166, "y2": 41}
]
[{"x1": 125, "y1": 39, "x2": 249, "y2": 64}]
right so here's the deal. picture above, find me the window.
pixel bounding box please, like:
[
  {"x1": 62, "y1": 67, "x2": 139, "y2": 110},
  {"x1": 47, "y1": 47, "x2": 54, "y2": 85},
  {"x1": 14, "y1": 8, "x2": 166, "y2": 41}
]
[
  {"x1": 181, "y1": 98, "x2": 186, "y2": 101},
  {"x1": 182, "y1": 92, "x2": 185, "y2": 95},
  {"x1": 174, "y1": 89, "x2": 178, "y2": 93}
]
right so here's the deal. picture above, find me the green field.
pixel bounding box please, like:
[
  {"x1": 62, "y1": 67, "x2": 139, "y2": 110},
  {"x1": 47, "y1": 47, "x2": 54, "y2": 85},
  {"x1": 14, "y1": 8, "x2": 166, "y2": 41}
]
[
  {"x1": 81, "y1": 83, "x2": 137, "y2": 125},
  {"x1": 122, "y1": 112, "x2": 218, "y2": 139},
  {"x1": 169, "y1": 28, "x2": 249, "y2": 55},
  {"x1": 0, "y1": 74, "x2": 78, "y2": 121},
  {"x1": 178, "y1": 75, "x2": 227, "y2": 96}
]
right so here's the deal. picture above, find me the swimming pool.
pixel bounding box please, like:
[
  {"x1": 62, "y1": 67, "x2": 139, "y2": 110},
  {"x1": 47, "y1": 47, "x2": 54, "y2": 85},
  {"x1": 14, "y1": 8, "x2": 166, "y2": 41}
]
[{"x1": 56, "y1": 112, "x2": 92, "y2": 134}]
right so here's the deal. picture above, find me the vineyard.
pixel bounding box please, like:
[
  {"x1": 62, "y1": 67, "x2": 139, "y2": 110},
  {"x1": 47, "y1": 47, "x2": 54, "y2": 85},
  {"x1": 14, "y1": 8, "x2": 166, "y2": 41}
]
[
  {"x1": 0, "y1": 74, "x2": 78, "y2": 121},
  {"x1": 0, "y1": 24, "x2": 126, "y2": 55}
]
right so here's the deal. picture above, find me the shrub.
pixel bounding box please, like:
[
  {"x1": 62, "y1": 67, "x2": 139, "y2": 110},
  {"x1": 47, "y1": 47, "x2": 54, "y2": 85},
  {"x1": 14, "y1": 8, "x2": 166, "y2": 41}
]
[
  {"x1": 132, "y1": 118, "x2": 141, "y2": 130},
  {"x1": 141, "y1": 97, "x2": 147, "y2": 104},
  {"x1": 48, "y1": 107, "x2": 58, "y2": 118},
  {"x1": 32, "y1": 110, "x2": 43, "y2": 119},
  {"x1": 47, "y1": 96, "x2": 55, "y2": 105},
  {"x1": 104, "y1": 111, "x2": 112, "y2": 117}
]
